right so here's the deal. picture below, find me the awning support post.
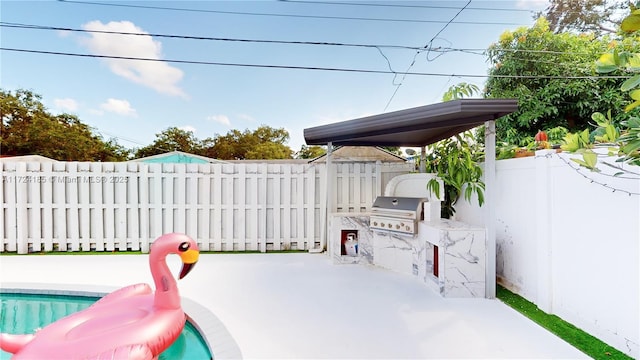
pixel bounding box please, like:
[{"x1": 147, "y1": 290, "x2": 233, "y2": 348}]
[
  {"x1": 313, "y1": 142, "x2": 332, "y2": 254},
  {"x1": 484, "y1": 120, "x2": 497, "y2": 298}
]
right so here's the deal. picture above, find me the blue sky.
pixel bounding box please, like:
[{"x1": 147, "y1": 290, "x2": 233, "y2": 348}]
[{"x1": 1, "y1": 0, "x2": 547, "y2": 154}]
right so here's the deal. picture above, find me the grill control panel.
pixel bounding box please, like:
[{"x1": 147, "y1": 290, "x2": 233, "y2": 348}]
[{"x1": 370, "y1": 215, "x2": 417, "y2": 234}]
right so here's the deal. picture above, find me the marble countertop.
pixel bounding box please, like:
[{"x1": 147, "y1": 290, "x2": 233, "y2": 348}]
[
  {"x1": 330, "y1": 214, "x2": 485, "y2": 231},
  {"x1": 330, "y1": 212, "x2": 371, "y2": 217},
  {"x1": 420, "y1": 219, "x2": 485, "y2": 231}
]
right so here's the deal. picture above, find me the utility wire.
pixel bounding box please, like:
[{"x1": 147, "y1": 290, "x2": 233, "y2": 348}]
[
  {"x1": 97, "y1": 130, "x2": 151, "y2": 149},
  {"x1": 384, "y1": 0, "x2": 472, "y2": 111},
  {"x1": 1, "y1": 47, "x2": 629, "y2": 80},
  {"x1": 0, "y1": 22, "x2": 424, "y2": 51},
  {"x1": 57, "y1": 0, "x2": 526, "y2": 26},
  {"x1": 2, "y1": 22, "x2": 604, "y2": 57},
  {"x1": 4, "y1": 21, "x2": 608, "y2": 78}
]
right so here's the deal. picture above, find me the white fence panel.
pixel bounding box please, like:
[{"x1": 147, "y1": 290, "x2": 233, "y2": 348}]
[{"x1": 1, "y1": 161, "x2": 410, "y2": 253}]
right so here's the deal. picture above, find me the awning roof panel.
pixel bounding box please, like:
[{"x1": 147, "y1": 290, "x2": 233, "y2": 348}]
[{"x1": 304, "y1": 99, "x2": 518, "y2": 147}]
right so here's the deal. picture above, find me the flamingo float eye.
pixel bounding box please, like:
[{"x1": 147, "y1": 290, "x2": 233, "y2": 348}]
[{"x1": 178, "y1": 242, "x2": 190, "y2": 252}]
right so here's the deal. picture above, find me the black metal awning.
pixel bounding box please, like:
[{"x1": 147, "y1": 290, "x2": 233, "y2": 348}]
[{"x1": 303, "y1": 99, "x2": 518, "y2": 147}]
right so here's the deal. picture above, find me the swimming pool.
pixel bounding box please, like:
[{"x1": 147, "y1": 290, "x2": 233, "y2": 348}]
[{"x1": 0, "y1": 292, "x2": 212, "y2": 359}]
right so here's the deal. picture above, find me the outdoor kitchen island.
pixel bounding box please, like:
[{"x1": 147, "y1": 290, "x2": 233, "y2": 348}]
[
  {"x1": 327, "y1": 173, "x2": 488, "y2": 298},
  {"x1": 329, "y1": 173, "x2": 487, "y2": 298},
  {"x1": 330, "y1": 214, "x2": 487, "y2": 298}
]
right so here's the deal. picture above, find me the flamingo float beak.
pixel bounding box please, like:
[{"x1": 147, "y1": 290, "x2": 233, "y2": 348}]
[{"x1": 179, "y1": 249, "x2": 199, "y2": 279}]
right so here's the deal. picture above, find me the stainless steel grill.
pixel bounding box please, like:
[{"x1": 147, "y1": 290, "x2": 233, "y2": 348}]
[{"x1": 370, "y1": 196, "x2": 426, "y2": 235}]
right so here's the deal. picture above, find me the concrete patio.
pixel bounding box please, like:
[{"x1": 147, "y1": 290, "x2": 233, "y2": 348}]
[{"x1": 0, "y1": 253, "x2": 587, "y2": 359}]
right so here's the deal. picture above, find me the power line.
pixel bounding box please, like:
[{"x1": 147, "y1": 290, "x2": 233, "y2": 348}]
[
  {"x1": 453, "y1": 47, "x2": 596, "y2": 56},
  {"x1": 0, "y1": 22, "x2": 423, "y2": 51},
  {"x1": 4, "y1": 21, "x2": 610, "y2": 79},
  {"x1": 3, "y1": 22, "x2": 602, "y2": 57},
  {"x1": 1, "y1": 47, "x2": 629, "y2": 80},
  {"x1": 56, "y1": 0, "x2": 526, "y2": 26},
  {"x1": 97, "y1": 130, "x2": 150, "y2": 149},
  {"x1": 278, "y1": 0, "x2": 535, "y2": 12},
  {"x1": 384, "y1": 0, "x2": 472, "y2": 111}
]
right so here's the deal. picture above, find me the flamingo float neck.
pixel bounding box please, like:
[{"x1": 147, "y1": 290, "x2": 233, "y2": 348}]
[{"x1": 150, "y1": 244, "x2": 181, "y2": 310}]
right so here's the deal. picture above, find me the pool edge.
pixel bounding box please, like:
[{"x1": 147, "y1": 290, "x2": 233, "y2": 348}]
[{"x1": 0, "y1": 282, "x2": 243, "y2": 360}]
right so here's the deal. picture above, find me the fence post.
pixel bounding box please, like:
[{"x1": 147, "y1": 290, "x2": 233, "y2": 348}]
[
  {"x1": 67, "y1": 162, "x2": 80, "y2": 251},
  {"x1": 139, "y1": 163, "x2": 150, "y2": 253},
  {"x1": 259, "y1": 163, "x2": 268, "y2": 252},
  {"x1": 78, "y1": 162, "x2": 91, "y2": 251},
  {"x1": 375, "y1": 160, "x2": 382, "y2": 197},
  {"x1": 16, "y1": 162, "x2": 28, "y2": 254}
]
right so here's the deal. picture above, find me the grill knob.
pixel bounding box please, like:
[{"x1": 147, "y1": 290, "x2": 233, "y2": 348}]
[
  {"x1": 395, "y1": 224, "x2": 400, "y2": 229},
  {"x1": 373, "y1": 221, "x2": 378, "y2": 226},
  {"x1": 380, "y1": 223, "x2": 385, "y2": 227},
  {"x1": 388, "y1": 223, "x2": 392, "y2": 228},
  {"x1": 406, "y1": 226, "x2": 411, "y2": 231}
]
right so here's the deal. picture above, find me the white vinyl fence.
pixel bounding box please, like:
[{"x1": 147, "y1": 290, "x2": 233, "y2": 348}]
[
  {"x1": 455, "y1": 149, "x2": 640, "y2": 359},
  {"x1": 0, "y1": 161, "x2": 412, "y2": 253}
]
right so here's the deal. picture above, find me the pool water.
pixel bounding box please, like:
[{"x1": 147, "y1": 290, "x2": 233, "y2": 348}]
[{"x1": 0, "y1": 293, "x2": 212, "y2": 359}]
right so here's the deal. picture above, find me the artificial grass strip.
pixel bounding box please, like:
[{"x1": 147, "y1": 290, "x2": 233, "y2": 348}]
[
  {"x1": 0, "y1": 250, "x2": 143, "y2": 256},
  {"x1": 497, "y1": 285, "x2": 632, "y2": 360}
]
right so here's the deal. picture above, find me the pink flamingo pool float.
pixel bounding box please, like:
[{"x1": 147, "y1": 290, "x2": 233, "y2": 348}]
[{"x1": 0, "y1": 233, "x2": 200, "y2": 359}]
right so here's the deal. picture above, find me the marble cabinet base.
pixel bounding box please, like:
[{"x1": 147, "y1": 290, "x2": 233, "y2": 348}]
[
  {"x1": 420, "y1": 220, "x2": 487, "y2": 298},
  {"x1": 372, "y1": 231, "x2": 419, "y2": 276},
  {"x1": 329, "y1": 213, "x2": 373, "y2": 265}
]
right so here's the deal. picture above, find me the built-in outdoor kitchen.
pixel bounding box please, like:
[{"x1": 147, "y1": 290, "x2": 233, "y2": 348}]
[
  {"x1": 329, "y1": 173, "x2": 487, "y2": 298},
  {"x1": 304, "y1": 99, "x2": 519, "y2": 299}
]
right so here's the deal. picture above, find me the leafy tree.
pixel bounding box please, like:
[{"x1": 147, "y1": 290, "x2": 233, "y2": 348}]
[
  {"x1": 296, "y1": 145, "x2": 326, "y2": 159},
  {"x1": 134, "y1": 127, "x2": 203, "y2": 158},
  {"x1": 425, "y1": 132, "x2": 485, "y2": 219},
  {"x1": 535, "y1": 0, "x2": 625, "y2": 35},
  {"x1": 206, "y1": 125, "x2": 293, "y2": 160},
  {"x1": 442, "y1": 82, "x2": 480, "y2": 101},
  {"x1": 485, "y1": 18, "x2": 638, "y2": 142},
  {"x1": 245, "y1": 142, "x2": 292, "y2": 160},
  {"x1": 99, "y1": 139, "x2": 132, "y2": 161},
  {"x1": 591, "y1": 2, "x2": 640, "y2": 166},
  {"x1": 1, "y1": 89, "x2": 130, "y2": 161},
  {"x1": 422, "y1": 82, "x2": 485, "y2": 219}
]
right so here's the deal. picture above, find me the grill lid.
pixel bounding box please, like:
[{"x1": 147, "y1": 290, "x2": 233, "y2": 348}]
[
  {"x1": 370, "y1": 196, "x2": 426, "y2": 234},
  {"x1": 371, "y1": 196, "x2": 426, "y2": 212}
]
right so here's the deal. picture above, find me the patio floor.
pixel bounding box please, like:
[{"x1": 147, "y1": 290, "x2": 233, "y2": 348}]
[{"x1": 0, "y1": 253, "x2": 587, "y2": 359}]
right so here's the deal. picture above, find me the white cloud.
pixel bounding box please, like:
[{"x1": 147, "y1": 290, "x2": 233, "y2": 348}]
[
  {"x1": 54, "y1": 98, "x2": 79, "y2": 112},
  {"x1": 80, "y1": 20, "x2": 187, "y2": 98},
  {"x1": 207, "y1": 114, "x2": 231, "y2": 126},
  {"x1": 100, "y1": 98, "x2": 137, "y2": 117}
]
